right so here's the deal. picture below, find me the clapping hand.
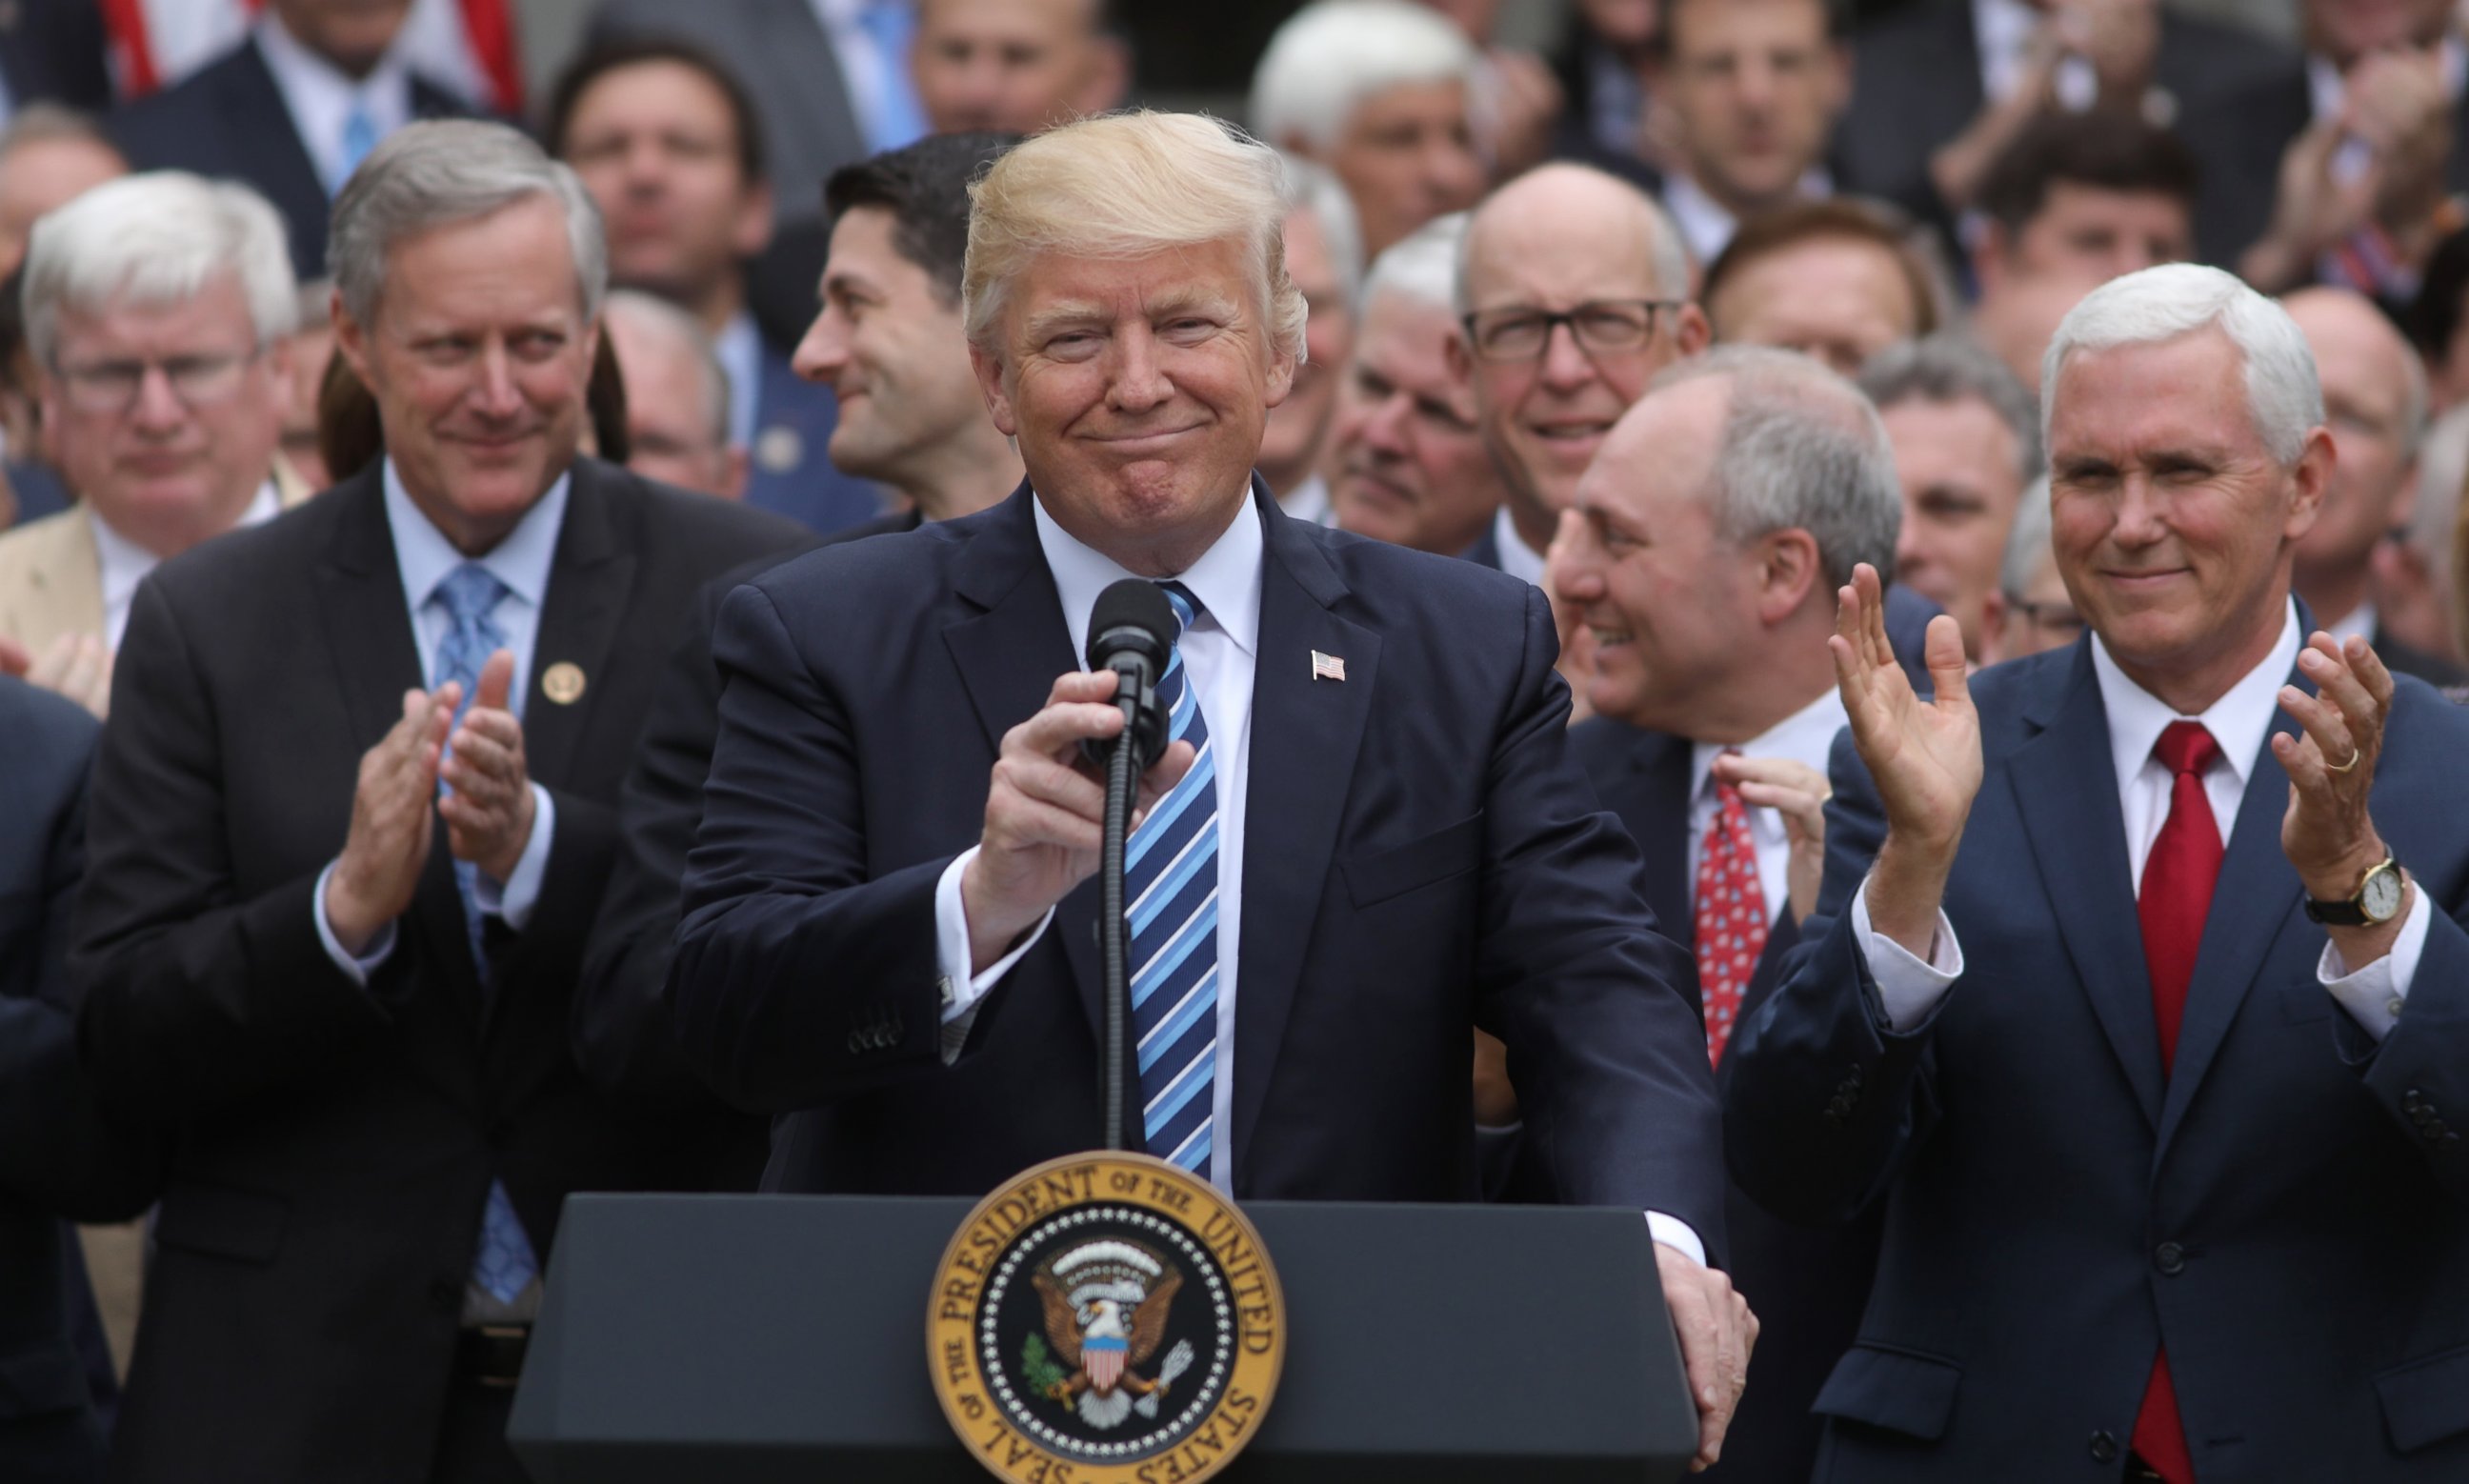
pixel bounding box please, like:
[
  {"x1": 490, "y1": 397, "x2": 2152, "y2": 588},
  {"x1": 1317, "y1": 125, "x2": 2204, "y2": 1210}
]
[
  {"x1": 1712, "y1": 754, "x2": 1831, "y2": 927},
  {"x1": 2274, "y1": 632, "x2": 2408, "y2": 957},
  {"x1": 438, "y1": 650, "x2": 537, "y2": 884}
]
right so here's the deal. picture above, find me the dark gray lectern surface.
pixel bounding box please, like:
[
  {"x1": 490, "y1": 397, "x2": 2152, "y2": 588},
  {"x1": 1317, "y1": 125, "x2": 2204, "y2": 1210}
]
[{"x1": 509, "y1": 1194, "x2": 1696, "y2": 1483}]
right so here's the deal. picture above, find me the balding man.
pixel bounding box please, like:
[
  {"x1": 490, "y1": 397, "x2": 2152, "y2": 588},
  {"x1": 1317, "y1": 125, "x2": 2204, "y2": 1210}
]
[
  {"x1": 911, "y1": 0, "x2": 1126, "y2": 136},
  {"x1": 1330, "y1": 212, "x2": 1503, "y2": 554},
  {"x1": 1729, "y1": 263, "x2": 2469, "y2": 1482},
  {"x1": 671, "y1": 111, "x2": 1754, "y2": 1472},
  {"x1": 602, "y1": 290, "x2": 745, "y2": 499},
  {"x1": 1704, "y1": 199, "x2": 1937, "y2": 378},
  {"x1": 1561, "y1": 347, "x2": 1900, "y2": 1484},
  {"x1": 2284, "y1": 288, "x2": 2466, "y2": 687}
]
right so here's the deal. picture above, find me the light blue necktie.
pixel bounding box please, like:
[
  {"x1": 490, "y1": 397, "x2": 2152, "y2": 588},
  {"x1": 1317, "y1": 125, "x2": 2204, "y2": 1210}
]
[
  {"x1": 428, "y1": 562, "x2": 539, "y2": 1305},
  {"x1": 335, "y1": 105, "x2": 379, "y2": 195},
  {"x1": 853, "y1": 0, "x2": 930, "y2": 151},
  {"x1": 1127, "y1": 584, "x2": 1218, "y2": 1175}
]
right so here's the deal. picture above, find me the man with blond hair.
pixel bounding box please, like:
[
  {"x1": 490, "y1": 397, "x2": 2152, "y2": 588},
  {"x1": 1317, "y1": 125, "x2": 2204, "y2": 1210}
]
[{"x1": 671, "y1": 110, "x2": 1756, "y2": 1471}]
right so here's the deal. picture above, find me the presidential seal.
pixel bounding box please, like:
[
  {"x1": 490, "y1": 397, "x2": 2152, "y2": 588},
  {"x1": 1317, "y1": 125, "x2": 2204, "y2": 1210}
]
[{"x1": 929, "y1": 1152, "x2": 1284, "y2": 1483}]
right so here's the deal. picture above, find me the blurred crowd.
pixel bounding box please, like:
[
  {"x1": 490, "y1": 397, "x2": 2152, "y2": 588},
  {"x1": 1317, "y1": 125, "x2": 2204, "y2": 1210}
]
[{"x1": 5, "y1": 1, "x2": 2469, "y2": 1481}]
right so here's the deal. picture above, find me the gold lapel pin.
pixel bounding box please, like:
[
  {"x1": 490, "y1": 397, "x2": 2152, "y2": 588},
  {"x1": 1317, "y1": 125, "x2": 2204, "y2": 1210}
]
[
  {"x1": 1311, "y1": 650, "x2": 1346, "y2": 682},
  {"x1": 541, "y1": 661, "x2": 587, "y2": 705}
]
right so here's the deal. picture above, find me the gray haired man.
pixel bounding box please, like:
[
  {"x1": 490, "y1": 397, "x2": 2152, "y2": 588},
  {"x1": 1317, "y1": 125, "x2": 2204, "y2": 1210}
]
[{"x1": 70, "y1": 120, "x2": 806, "y2": 1483}]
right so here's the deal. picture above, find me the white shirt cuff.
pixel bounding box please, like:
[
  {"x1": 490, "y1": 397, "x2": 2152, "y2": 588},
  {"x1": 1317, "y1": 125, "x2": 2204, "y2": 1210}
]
[
  {"x1": 470, "y1": 783, "x2": 555, "y2": 931},
  {"x1": 312, "y1": 859, "x2": 396, "y2": 986},
  {"x1": 1643, "y1": 1212, "x2": 1706, "y2": 1268},
  {"x1": 1850, "y1": 873, "x2": 1964, "y2": 1031},
  {"x1": 933, "y1": 846, "x2": 1055, "y2": 1062},
  {"x1": 2317, "y1": 877, "x2": 2433, "y2": 1042}
]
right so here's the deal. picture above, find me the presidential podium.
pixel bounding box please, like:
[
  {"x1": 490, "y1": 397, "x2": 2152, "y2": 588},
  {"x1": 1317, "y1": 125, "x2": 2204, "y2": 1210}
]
[{"x1": 508, "y1": 1193, "x2": 1701, "y2": 1482}]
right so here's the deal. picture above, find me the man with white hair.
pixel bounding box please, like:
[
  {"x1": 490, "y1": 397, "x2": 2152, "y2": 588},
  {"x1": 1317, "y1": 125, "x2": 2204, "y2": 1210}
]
[
  {"x1": 1328, "y1": 211, "x2": 1502, "y2": 555},
  {"x1": 1727, "y1": 262, "x2": 2469, "y2": 1481},
  {"x1": 1258, "y1": 156, "x2": 1361, "y2": 525},
  {"x1": 1250, "y1": 0, "x2": 1487, "y2": 260},
  {"x1": 1562, "y1": 346, "x2": 1899, "y2": 1484},
  {"x1": 2284, "y1": 287, "x2": 2465, "y2": 686},
  {"x1": 71, "y1": 121, "x2": 806, "y2": 1483},
  {"x1": 671, "y1": 110, "x2": 1756, "y2": 1473},
  {"x1": 0, "y1": 170, "x2": 309, "y2": 719},
  {"x1": 601, "y1": 288, "x2": 745, "y2": 499}
]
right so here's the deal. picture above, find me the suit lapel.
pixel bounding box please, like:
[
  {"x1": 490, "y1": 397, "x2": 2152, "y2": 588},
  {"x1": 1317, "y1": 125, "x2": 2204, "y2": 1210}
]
[
  {"x1": 2008, "y1": 644, "x2": 2165, "y2": 1128},
  {"x1": 523, "y1": 464, "x2": 637, "y2": 791},
  {"x1": 1232, "y1": 487, "x2": 1379, "y2": 1180},
  {"x1": 224, "y1": 44, "x2": 331, "y2": 244},
  {"x1": 2156, "y1": 675, "x2": 2310, "y2": 1153},
  {"x1": 1612, "y1": 729, "x2": 1696, "y2": 933}
]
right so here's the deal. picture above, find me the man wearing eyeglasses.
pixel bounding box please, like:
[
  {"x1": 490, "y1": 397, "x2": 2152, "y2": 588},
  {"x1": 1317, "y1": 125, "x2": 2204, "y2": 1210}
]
[{"x1": 0, "y1": 172, "x2": 311, "y2": 720}]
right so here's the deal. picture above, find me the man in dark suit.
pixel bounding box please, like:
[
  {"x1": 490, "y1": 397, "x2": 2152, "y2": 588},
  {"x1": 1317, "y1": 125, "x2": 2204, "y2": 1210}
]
[
  {"x1": 575, "y1": 132, "x2": 1020, "y2": 1169},
  {"x1": 668, "y1": 110, "x2": 1757, "y2": 1473},
  {"x1": 70, "y1": 122, "x2": 805, "y2": 1484},
  {"x1": 0, "y1": 0, "x2": 110, "y2": 121},
  {"x1": 2285, "y1": 287, "x2": 2469, "y2": 688},
  {"x1": 107, "y1": 0, "x2": 478, "y2": 279},
  {"x1": 1833, "y1": 0, "x2": 2302, "y2": 268},
  {"x1": 1560, "y1": 348, "x2": 1897, "y2": 1483},
  {"x1": 1727, "y1": 263, "x2": 2469, "y2": 1480},
  {"x1": 0, "y1": 678, "x2": 153, "y2": 1483},
  {"x1": 547, "y1": 37, "x2": 885, "y2": 533}
]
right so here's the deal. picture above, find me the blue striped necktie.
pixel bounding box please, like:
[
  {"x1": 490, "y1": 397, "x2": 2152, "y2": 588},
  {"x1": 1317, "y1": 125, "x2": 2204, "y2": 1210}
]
[
  {"x1": 428, "y1": 562, "x2": 539, "y2": 1305},
  {"x1": 1128, "y1": 583, "x2": 1218, "y2": 1175}
]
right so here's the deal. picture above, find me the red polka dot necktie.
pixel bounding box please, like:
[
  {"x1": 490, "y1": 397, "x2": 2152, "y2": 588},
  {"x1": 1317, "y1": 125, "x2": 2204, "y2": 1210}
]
[
  {"x1": 2130, "y1": 719, "x2": 2222, "y2": 1484},
  {"x1": 1693, "y1": 765, "x2": 1768, "y2": 1066}
]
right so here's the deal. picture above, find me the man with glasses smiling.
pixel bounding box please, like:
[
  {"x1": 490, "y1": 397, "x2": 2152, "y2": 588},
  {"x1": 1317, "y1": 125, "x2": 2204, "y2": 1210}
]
[{"x1": 0, "y1": 171, "x2": 311, "y2": 719}]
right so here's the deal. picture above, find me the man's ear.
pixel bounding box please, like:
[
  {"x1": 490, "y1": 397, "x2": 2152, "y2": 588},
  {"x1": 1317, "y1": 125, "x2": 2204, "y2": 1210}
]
[
  {"x1": 1977, "y1": 589, "x2": 2008, "y2": 666},
  {"x1": 1757, "y1": 527, "x2": 1824, "y2": 624},
  {"x1": 733, "y1": 178, "x2": 776, "y2": 260},
  {"x1": 2284, "y1": 424, "x2": 2336, "y2": 541},
  {"x1": 333, "y1": 292, "x2": 373, "y2": 389},
  {"x1": 1674, "y1": 302, "x2": 1713, "y2": 359},
  {"x1": 971, "y1": 341, "x2": 1018, "y2": 436}
]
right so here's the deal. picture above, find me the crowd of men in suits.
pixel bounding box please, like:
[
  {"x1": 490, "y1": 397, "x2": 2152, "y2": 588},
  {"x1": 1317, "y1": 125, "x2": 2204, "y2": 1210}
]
[{"x1": 1, "y1": 1, "x2": 2468, "y2": 1482}]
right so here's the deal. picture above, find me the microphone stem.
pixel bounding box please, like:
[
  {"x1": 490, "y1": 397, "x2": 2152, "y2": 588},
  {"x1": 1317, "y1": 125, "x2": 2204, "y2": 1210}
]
[{"x1": 1100, "y1": 686, "x2": 1139, "y2": 1153}]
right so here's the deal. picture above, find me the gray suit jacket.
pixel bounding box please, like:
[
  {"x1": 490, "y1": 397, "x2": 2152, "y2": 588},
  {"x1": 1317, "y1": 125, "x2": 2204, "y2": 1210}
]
[{"x1": 590, "y1": 0, "x2": 869, "y2": 216}]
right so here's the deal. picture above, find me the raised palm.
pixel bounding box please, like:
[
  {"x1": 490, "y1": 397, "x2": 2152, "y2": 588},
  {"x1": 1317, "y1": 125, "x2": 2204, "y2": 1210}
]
[{"x1": 1828, "y1": 565, "x2": 1982, "y2": 856}]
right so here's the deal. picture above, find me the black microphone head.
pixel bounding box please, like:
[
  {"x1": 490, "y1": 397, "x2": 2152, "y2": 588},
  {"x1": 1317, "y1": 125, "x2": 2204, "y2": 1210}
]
[{"x1": 1086, "y1": 579, "x2": 1176, "y2": 674}]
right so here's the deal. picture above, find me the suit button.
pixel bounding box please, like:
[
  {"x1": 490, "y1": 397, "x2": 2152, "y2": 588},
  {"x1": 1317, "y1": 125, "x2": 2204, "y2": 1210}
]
[
  {"x1": 2403, "y1": 1089, "x2": 2426, "y2": 1113},
  {"x1": 430, "y1": 1278, "x2": 461, "y2": 1314},
  {"x1": 1825, "y1": 1095, "x2": 1852, "y2": 1119},
  {"x1": 2154, "y1": 1241, "x2": 2186, "y2": 1276},
  {"x1": 2089, "y1": 1431, "x2": 2118, "y2": 1465}
]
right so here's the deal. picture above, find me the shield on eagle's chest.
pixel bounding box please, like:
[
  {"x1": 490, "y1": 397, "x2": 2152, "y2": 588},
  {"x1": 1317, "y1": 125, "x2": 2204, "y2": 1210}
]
[{"x1": 1085, "y1": 1335, "x2": 1128, "y2": 1393}]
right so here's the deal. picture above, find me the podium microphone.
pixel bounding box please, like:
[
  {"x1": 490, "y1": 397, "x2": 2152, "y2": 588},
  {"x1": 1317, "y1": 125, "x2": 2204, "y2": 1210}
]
[{"x1": 1084, "y1": 579, "x2": 1176, "y2": 1153}]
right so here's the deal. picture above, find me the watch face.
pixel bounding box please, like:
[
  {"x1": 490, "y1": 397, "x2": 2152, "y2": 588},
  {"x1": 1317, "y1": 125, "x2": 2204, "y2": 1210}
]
[{"x1": 2363, "y1": 866, "x2": 2405, "y2": 922}]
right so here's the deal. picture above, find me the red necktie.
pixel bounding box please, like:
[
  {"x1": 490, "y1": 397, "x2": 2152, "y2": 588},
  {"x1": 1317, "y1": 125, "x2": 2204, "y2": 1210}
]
[
  {"x1": 2129, "y1": 719, "x2": 2221, "y2": 1484},
  {"x1": 1694, "y1": 769, "x2": 1768, "y2": 1066}
]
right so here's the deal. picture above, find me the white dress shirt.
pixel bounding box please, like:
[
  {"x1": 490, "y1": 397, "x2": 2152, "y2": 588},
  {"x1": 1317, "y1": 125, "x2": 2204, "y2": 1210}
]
[
  {"x1": 254, "y1": 12, "x2": 413, "y2": 195},
  {"x1": 1857, "y1": 601, "x2": 2430, "y2": 1039},
  {"x1": 928, "y1": 492, "x2": 1706, "y2": 1264},
  {"x1": 1276, "y1": 473, "x2": 1334, "y2": 528},
  {"x1": 91, "y1": 482, "x2": 281, "y2": 650},
  {"x1": 311, "y1": 461, "x2": 568, "y2": 979},
  {"x1": 1489, "y1": 507, "x2": 1548, "y2": 588},
  {"x1": 1971, "y1": 0, "x2": 2099, "y2": 112},
  {"x1": 1662, "y1": 170, "x2": 1833, "y2": 270},
  {"x1": 713, "y1": 311, "x2": 765, "y2": 453},
  {"x1": 1688, "y1": 688, "x2": 1849, "y2": 929}
]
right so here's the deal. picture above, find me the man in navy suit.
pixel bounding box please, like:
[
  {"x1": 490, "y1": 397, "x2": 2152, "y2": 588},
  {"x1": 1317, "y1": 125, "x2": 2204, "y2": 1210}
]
[
  {"x1": 669, "y1": 110, "x2": 1758, "y2": 1472},
  {"x1": 0, "y1": 678, "x2": 153, "y2": 1482},
  {"x1": 1727, "y1": 263, "x2": 2469, "y2": 1480},
  {"x1": 1562, "y1": 347, "x2": 1899, "y2": 1483},
  {"x1": 108, "y1": 0, "x2": 478, "y2": 279}
]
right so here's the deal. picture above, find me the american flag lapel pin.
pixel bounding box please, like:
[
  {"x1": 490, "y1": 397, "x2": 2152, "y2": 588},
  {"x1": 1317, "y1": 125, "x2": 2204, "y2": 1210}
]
[{"x1": 1311, "y1": 650, "x2": 1346, "y2": 682}]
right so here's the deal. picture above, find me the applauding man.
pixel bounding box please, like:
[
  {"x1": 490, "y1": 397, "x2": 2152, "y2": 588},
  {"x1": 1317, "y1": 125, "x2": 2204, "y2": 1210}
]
[{"x1": 1725, "y1": 263, "x2": 2469, "y2": 1481}]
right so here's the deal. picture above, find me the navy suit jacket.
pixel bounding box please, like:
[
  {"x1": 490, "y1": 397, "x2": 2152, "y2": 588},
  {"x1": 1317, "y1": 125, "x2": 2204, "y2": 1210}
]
[
  {"x1": 0, "y1": 681, "x2": 152, "y2": 1483},
  {"x1": 671, "y1": 480, "x2": 1726, "y2": 1237},
  {"x1": 740, "y1": 343, "x2": 886, "y2": 535},
  {"x1": 0, "y1": 0, "x2": 110, "y2": 117},
  {"x1": 108, "y1": 38, "x2": 474, "y2": 279},
  {"x1": 1571, "y1": 716, "x2": 1881, "y2": 1484},
  {"x1": 1724, "y1": 633, "x2": 2469, "y2": 1481}
]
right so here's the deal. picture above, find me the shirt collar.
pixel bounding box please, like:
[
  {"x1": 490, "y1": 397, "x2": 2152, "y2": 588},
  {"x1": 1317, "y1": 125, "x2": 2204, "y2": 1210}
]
[
  {"x1": 1491, "y1": 506, "x2": 1547, "y2": 586},
  {"x1": 1689, "y1": 685, "x2": 1849, "y2": 805},
  {"x1": 90, "y1": 481, "x2": 282, "y2": 613},
  {"x1": 1032, "y1": 490, "x2": 1266, "y2": 665},
  {"x1": 256, "y1": 10, "x2": 411, "y2": 118},
  {"x1": 382, "y1": 457, "x2": 570, "y2": 615},
  {"x1": 2090, "y1": 598, "x2": 2301, "y2": 792}
]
